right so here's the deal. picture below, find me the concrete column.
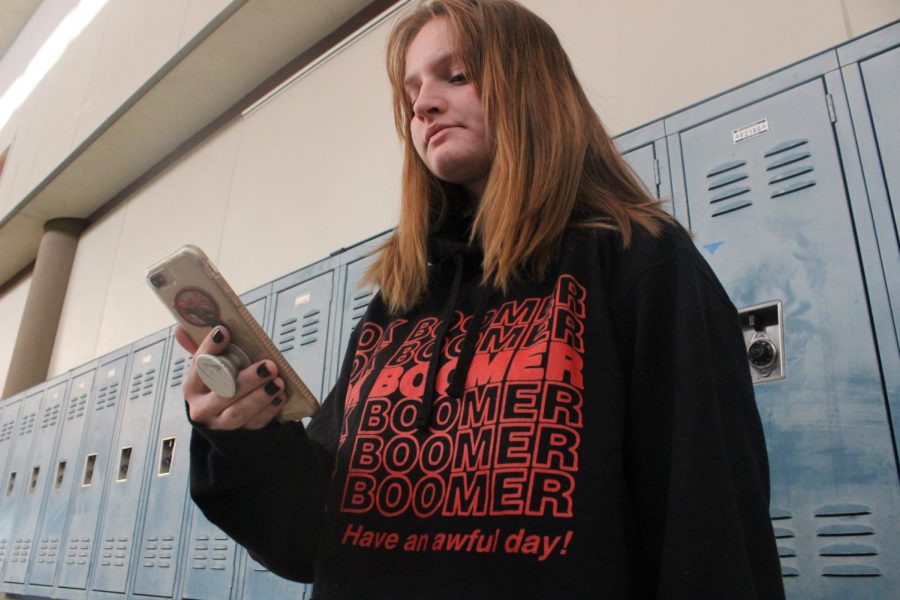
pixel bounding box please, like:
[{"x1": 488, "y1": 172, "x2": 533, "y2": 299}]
[{"x1": 2, "y1": 218, "x2": 85, "y2": 399}]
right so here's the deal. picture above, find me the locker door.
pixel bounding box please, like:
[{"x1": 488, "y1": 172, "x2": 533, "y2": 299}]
[
  {"x1": 0, "y1": 392, "x2": 37, "y2": 578},
  {"x1": 182, "y1": 292, "x2": 269, "y2": 600},
  {"x1": 272, "y1": 269, "x2": 334, "y2": 400},
  {"x1": 56, "y1": 353, "x2": 129, "y2": 591},
  {"x1": 335, "y1": 254, "x2": 379, "y2": 376},
  {"x1": 91, "y1": 334, "x2": 168, "y2": 595},
  {"x1": 859, "y1": 46, "x2": 900, "y2": 252},
  {"x1": 27, "y1": 366, "x2": 96, "y2": 590},
  {"x1": 240, "y1": 284, "x2": 314, "y2": 600},
  {"x1": 3, "y1": 378, "x2": 68, "y2": 587},
  {"x1": 673, "y1": 77, "x2": 900, "y2": 597},
  {"x1": 133, "y1": 336, "x2": 193, "y2": 598}
]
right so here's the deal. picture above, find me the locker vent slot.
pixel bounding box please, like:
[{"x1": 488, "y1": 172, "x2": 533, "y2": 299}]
[
  {"x1": 706, "y1": 159, "x2": 746, "y2": 178},
  {"x1": 18, "y1": 411, "x2": 36, "y2": 436},
  {"x1": 766, "y1": 151, "x2": 811, "y2": 171},
  {"x1": 66, "y1": 393, "x2": 88, "y2": 421},
  {"x1": 6, "y1": 471, "x2": 15, "y2": 496},
  {"x1": 822, "y1": 565, "x2": 881, "y2": 577},
  {"x1": 708, "y1": 172, "x2": 748, "y2": 190},
  {"x1": 41, "y1": 401, "x2": 61, "y2": 429},
  {"x1": 814, "y1": 503, "x2": 870, "y2": 517},
  {"x1": 278, "y1": 316, "x2": 298, "y2": 352},
  {"x1": 819, "y1": 543, "x2": 877, "y2": 557},
  {"x1": 29, "y1": 466, "x2": 39, "y2": 493},
  {"x1": 710, "y1": 186, "x2": 750, "y2": 204},
  {"x1": 55, "y1": 460, "x2": 66, "y2": 490},
  {"x1": 82, "y1": 454, "x2": 97, "y2": 486},
  {"x1": 817, "y1": 524, "x2": 874, "y2": 537},
  {"x1": 95, "y1": 381, "x2": 121, "y2": 411},
  {"x1": 764, "y1": 138, "x2": 808, "y2": 157},
  {"x1": 771, "y1": 180, "x2": 816, "y2": 198},
  {"x1": 777, "y1": 546, "x2": 797, "y2": 557},
  {"x1": 768, "y1": 166, "x2": 814, "y2": 185},
  {"x1": 117, "y1": 447, "x2": 133, "y2": 481},
  {"x1": 129, "y1": 368, "x2": 157, "y2": 399},
  {"x1": 712, "y1": 200, "x2": 752, "y2": 218},
  {"x1": 170, "y1": 357, "x2": 188, "y2": 388},
  {"x1": 773, "y1": 527, "x2": 794, "y2": 539},
  {"x1": 159, "y1": 437, "x2": 175, "y2": 475}
]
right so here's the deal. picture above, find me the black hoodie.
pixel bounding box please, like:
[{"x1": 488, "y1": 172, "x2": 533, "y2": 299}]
[{"x1": 190, "y1": 219, "x2": 785, "y2": 599}]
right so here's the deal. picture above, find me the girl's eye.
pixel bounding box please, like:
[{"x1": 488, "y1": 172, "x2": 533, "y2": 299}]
[{"x1": 449, "y1": 73, "x2": 467, "y2": 84}]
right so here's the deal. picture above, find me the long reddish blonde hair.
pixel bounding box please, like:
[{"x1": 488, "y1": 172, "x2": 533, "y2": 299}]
[{"x1": 369, "y1": 0, "x2": 672, "y2": 313}]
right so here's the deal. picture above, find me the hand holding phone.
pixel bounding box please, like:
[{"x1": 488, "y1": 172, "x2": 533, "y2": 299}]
[
  {"x1": 177, "y1": 325, "x2": 288, "y2": 430},
  {"x1": 147, "y1": 245, "x2": 319, "y2": 422}
]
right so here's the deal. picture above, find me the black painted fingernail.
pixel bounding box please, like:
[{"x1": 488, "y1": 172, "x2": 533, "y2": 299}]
[
  {"x1": 271, "y1": 397, "x2": 283, "y2": 406},
  {"x1": 265, "y1": 381, "x2": 280, "y2": 396},
  {"x1": 212, "y1": 328, "x2": 224, "y2": 343},
  {"x1": 256, "y1": 363, "x2": 271, "y2": 378}
]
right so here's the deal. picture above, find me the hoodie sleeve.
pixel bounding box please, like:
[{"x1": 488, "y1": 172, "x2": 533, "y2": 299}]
[
  {"x1": 188, "y1": 327, "x2": 357, "y2": 583},
  {"x1": 612, "y1": 244, "x2": 785, "y2": 599}
]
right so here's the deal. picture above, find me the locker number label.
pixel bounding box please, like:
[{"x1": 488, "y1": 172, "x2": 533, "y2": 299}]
[
  {"x1": 295, "y1": 292, "x2": 312, "y2": 307},
  {"x1": 733, "y1": 118, "x2": 769, "y2": 144}
]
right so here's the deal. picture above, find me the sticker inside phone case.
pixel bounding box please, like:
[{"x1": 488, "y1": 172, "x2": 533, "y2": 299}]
[{"x1": 174, "y1": 288, "x2": 221, "y2": 327}]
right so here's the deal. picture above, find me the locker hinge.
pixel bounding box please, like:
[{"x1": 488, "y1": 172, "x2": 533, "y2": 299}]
[
  {"x1": 652, "y1": 158, "x2": 661, "y2": 186},
  {"x1": 825, "y1": 93, "x2": 837, "y2": 124}
]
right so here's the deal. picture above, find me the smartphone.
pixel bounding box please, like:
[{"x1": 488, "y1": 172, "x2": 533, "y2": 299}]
[{"x1": 146, "y1": 245, "x2": 318, "y2": 421}]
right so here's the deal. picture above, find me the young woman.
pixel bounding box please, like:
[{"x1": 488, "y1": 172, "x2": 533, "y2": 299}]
[{"x1": 180, "y1": 1, "x2": 785, "y2": 597}]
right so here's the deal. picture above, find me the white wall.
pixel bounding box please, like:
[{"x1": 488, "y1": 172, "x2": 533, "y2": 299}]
[{"x1": 2, "y1": 0, "x2": 897, "y2": 379}]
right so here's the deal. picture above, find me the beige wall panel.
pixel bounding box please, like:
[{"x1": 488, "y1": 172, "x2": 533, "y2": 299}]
[
  {"x1": 92, "y1": 124, "x2": 241, "y2": 358},
  {"x1": 220, "y1": 19, "x2": 401, "y2": 293},
  {"x1": 843, "y1": 0, "x2": 900, "y2": 37},
  {"x1": 73, "y1": 0, "x2": 187, "y2": 149},
  {"x1": 0, "y1": 273, "x2": 31, "y2": 397},
  {"x1": 0, "y1": 85, "x2": 43, "y2": 216},
  {"x1": 26, "y1": 4, "x2": 112, "y2": 193},
  {"x1": 179, "y1": 0, "x2": 236, "y2": 48},
  {"x1": 0, "y1": 109, "x2": 28, "y2": 217},
  {"x1": 0, "y1": 0, "x2": 76, "y2": 107},
  {"x1": 524, "y1": 0, "x2": 848, "y2": 134},
  {"x1": 46, "y1": 208, "x2": 125, "y2": 378}
]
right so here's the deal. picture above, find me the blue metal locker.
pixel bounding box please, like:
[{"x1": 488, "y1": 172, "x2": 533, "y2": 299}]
[
  {"x1": 54, "y1": 349, "x2": 130, "y2": 596},
  {"x1": 329, "y1": 233, "x2": 390, "y2": 393},
  {"x1": 25, "y1": 363, "x2": 97, "y2": 594},
  {"x1": 132, "y1": 331, "x2": 193, "y2": 599},
  {"x1": 0, "y1": 390, "x2": 36, "y2": 579},
  {"x1": 838, "y1": 22, "x2": 900, "y2": 470},
  {"x1": 90, "y1": 332, "x2": 169, "y2": 597},
  {"x1": 239, "y1": 277, "x2": 325, "y2": 600},
  {"x1": 616, "y1": 120, "x2": 679, "y2": 218},
  {"x1": 666, "y1": 59, "x2": 900, "y2": 597},
  {"x1": 1, "y1": 375, "x2": 69, "y2": 592},
  {"x1": 182, "y1": 288, "x2": 271, "y2": 600}
]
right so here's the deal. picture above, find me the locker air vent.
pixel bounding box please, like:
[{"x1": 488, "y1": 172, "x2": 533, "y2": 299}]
[
  {"x1": 300, "y1": 309, "x2": 322, "y2": 347},
  {"x1": 130, "y1": 367, "x2": 158, "y2": 400},
  {"x1": 765, "y1": 139, "x2": 816, "y2": 198},
  {"x1": 814, "y1": 503, "x2": 881, "y2": 577},
  {"x1": 95, "y1": 381, "x2": 120, "y2": 411},
  {"x1": 707, "y1": 160, "x2": 752, "y2": 217},
  {"x1": 278, "y1": 316, "x2": 298, "y2": 352},
  {"x1": 41, "y1": 401, "x2": 62, "y2": 429},
  {"x1": 350, "y1": 287, "x2": 375, "y2": 328},
  {"x1": 770, "y1": 507, "x2": 798, "y2": 577},
  {"x1": 17, "y1": 411, "x2": 36, "y2": 437},
  {"x1": 142, "y1": 534, "x2": 175, "y2": 569},
  {"x1": 0, "y1": 419, "x2": 14, "y2": 442},
  {"x1": 170, "y1": 357, "x2": 188, "y2": 388},
  {"x1": 66, "y1": 393, "x2": 88, "y2": 421}
]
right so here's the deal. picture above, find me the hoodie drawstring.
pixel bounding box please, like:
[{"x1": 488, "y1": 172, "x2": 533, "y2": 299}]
[{"x1": 417, "y1": 253, "x2": 465, "y2": 429}]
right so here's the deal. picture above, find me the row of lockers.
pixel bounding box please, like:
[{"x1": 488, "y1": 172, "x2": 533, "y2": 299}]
[
  {"x1": 0, "y1": 231, "x2": 386, "y2": 600},
  {"x1": 0, "y1": 17, "x2": 898, "y2": 600},
  {"x1": 615, "y1": 21, "x2": 900, "y2": 600}
]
